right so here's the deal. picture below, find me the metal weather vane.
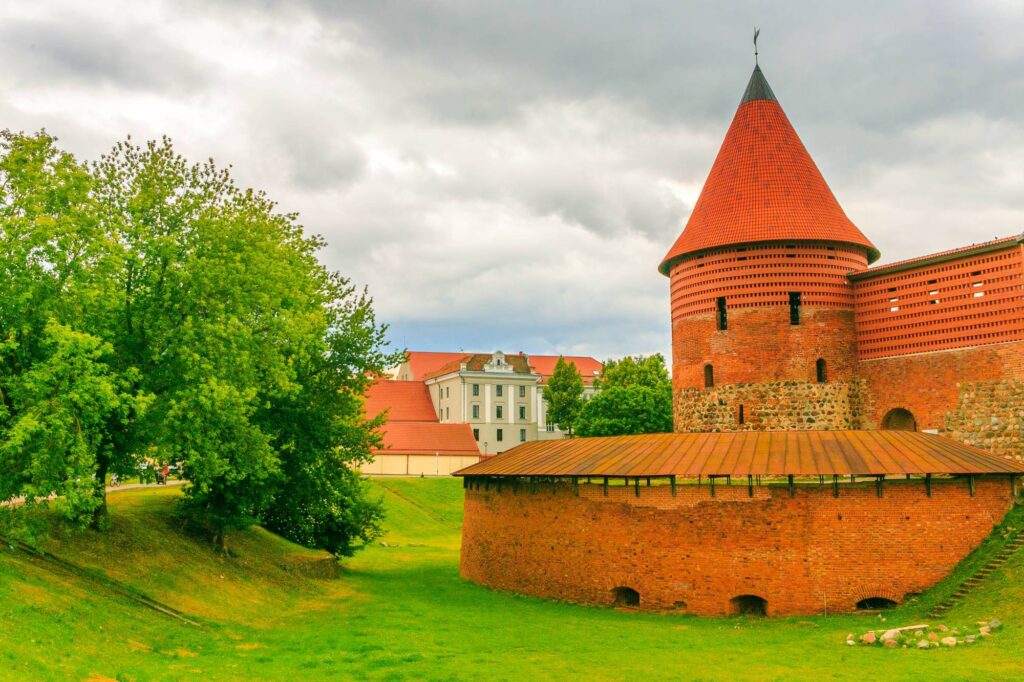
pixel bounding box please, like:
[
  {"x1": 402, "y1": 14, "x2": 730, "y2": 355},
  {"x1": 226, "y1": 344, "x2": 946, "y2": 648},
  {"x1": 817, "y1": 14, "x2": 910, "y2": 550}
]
[{"x1": 754, "y1": 27, "x2": 760, "y2": 66}]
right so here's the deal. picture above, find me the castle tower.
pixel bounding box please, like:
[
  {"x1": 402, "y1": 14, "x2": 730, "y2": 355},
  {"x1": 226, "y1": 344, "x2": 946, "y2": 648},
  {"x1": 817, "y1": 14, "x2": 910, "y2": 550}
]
[{"x1": 660, "y1": 65, "x2": 879, "y2": 431}]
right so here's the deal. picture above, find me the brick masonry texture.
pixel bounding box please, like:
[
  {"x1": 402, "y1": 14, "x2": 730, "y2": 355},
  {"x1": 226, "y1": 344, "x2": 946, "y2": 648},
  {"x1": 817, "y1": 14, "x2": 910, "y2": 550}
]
[
  {"x1": 858, "y1": 341, "x2": 1024, "y2": 459},
  {"x1": 675, "y1": 380, "x2": 867, "y2": 432},
  {"x1": 460, "y1": 479, "x2": 1017, "y2": 616},
  {"x1": 672, "y1": 306, "x2": 859, "y2": 390}
]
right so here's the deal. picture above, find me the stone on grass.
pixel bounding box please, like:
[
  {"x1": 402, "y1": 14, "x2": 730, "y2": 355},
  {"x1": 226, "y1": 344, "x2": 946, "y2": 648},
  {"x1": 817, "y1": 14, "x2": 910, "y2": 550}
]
[
  {"x1": 927, "y1": 632, "x2": 940, "y2": 642},
  {"x1": 861, "y1": 631, "x2": 877, "y2": 644},
  {"x1": 917, "y1": 640, "x2": 929, "y2": 649},
  {"x1": 989, "y1": 619, "x2": 1002, "y2": 629},
  {"x1": 941, "y1": 637, "x2": 957, "y2": 647},
  {"x1": 965, "y1": 636, "x2": 976, "y2": 644},
  {"x1": 884, "y1": 639, "x2": 898, "y2": 649},
  {"x1": 979, "y1": 627, "x2": 990, "y2": 637}
]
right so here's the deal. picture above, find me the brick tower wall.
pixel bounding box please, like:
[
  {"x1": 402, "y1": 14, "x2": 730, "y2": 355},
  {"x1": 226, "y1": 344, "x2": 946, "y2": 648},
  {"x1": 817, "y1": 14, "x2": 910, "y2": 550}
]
[
  {"x1": 852, "y1": 241, "x2": 1024, "y2": 460},
  {"x1": 669, "y1": 241, "x2": 866, "y2": 431},
  {"x1": 460, "y1": 478, "x2": 1017, "y2": 616},
  {"x1": 858, "y1": 342, "x2": 1024, "y2": 460}
]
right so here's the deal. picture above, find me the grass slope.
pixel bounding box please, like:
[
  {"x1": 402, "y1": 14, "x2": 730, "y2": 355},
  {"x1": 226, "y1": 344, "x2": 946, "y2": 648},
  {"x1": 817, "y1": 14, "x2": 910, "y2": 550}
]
[{"x1": 0, "y1": 480, "x2": 1021, "y2": 681}]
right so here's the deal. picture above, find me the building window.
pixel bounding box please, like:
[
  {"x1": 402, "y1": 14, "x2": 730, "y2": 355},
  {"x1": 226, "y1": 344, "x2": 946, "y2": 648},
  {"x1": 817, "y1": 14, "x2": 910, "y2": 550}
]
[
  {"x1": 496, "y1": 385, "x2": 503, "y2": 397},
  {"x1": 716, "y1": 297, "x2": 727, "y2": 331},
  {"x1": 473, "y1": 428, "x2": 479, "y2": 441},
  {"x1": 445, "y1": 407, "x2": 449, "y2": 420},
  {"x1": 472, "y1": 404, "x2": 480, "y2": 419},
  {"x1": 496, "y1": 405, "x2": 504, "y2": 419},
  {"x1": 738, "y1": 404, "x2": 745, "y2": 425},
  {"x1": 546, "y1": 423, "x2": 555, "y2": 432},
  {"x1": 816, "y1": 358, "x2": 827, "y2": 384},
  {"x1": 519, "y1": 429, "x2": 526, "y2": 442},
  {"x1": 496, "y1": 429, "x2": 503, "y2": 442},
  {"x1": 789, "y1": 292, "x2": 801, "y2": 325},
  {"x1": 519, "y1": 405, "x2": 526, "y2": 420},
  {"x1": 445, "y1": 387, "x2": 449, "y2": 398},
  {"x1": 704, "y1": 364, "x2": 714, "y2": 388},
  {"x1": 519, "y1": 385, "x2": 526, "y2": 398},
  {"x1": 472, "y1": 384, "x2": 479, "y2": 397}
]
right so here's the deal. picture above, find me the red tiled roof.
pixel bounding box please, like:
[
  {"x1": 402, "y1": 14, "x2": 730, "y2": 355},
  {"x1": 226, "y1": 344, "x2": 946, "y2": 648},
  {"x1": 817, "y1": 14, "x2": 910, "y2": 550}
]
[
  {"x1": 530, "y1": 355, "x2": 603, "y2": 384},
  {"x1": 659, "y1": 66, "x2": 878, "y2": 274},
  {"x1": 422, "y1": 352, "x2": 535, "y2": 380},
  {"x1": 848, "y1": 234, "x2": 1023, "y2": 281},
  {"x1": 374, "y1": 422, "x2": 480, "y2": 456},
  {"x1": 365, "y1": 381, "x2": 438, "y2": 422},
  {"x1": 403, "y1": 351, "x2": 476, "y2": 381}
]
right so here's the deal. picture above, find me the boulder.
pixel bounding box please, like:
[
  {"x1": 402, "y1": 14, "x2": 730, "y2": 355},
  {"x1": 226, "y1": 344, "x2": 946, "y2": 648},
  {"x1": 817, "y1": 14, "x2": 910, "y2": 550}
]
[
  {"x1": 979, "y1": 627, "x2": 991, "y2": 637},
  {"x1": 927, "y1": 632, "x2": 940, "y2": 642},
  {"x1": 881, "y1": 629, "x2": 900, "y2": 641},
  {"x1": 884, "y1": 639, "x2": 898, "y2": 649},
  {"x1": 990, "y1": 619, "x2": 1003, "y2": 629},
  {"x1": 861, "y1": 632, "x2": 877, "y2": 644},
  {"x1": 917, "y1": 640, "x2": 929, "y2": 649},
  {"x1": 941, "y1": 637, "x2": 957, "y2": 647}
]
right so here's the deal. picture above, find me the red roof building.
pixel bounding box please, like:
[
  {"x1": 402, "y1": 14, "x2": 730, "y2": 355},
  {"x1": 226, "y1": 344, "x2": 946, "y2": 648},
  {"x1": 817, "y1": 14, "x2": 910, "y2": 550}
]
[
  {"x1": 362, "y1": 380, "x2": 480, "y2": 476},
  {"x1": 365, "y1": 381, "x2": 439, "y2": 422},
  {"x1": 395, "y1": 351, "x2": 474, "y2": 381},
  {"x1": 529, "y1": 355, "x2": 603, "y2": 385}
]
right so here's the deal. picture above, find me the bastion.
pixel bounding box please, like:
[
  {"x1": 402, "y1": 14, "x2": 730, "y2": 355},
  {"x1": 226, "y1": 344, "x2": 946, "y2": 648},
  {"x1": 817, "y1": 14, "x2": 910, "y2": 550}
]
[{"x1": 456, "y1": 431, "x2": 1023, "y2": 616}]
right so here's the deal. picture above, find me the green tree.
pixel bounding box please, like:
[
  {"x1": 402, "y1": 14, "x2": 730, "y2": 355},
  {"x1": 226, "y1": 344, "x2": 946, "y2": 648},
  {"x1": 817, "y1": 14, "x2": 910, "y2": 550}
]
[
  {"x1": 2, "y1": 131, "x2": 401, "y2": 554},
  {"x1": 91, "y1": 137, "x2": 401, "y2": 551},
  {"x1": 0, "y1": 131, "x2": 127, "y2": 528},
  {"x1": 577, "y1": 354, "x2": 674, "y2": 437},
  {"x1": 595, "y1": 354, "x2": 671, "y2": 390},
  {"x1": 0, "y1": 322, "x2": 135, "y2": 525},
  {"x1": 543, "y1": 356, "x2": 584, "y2": 437}
]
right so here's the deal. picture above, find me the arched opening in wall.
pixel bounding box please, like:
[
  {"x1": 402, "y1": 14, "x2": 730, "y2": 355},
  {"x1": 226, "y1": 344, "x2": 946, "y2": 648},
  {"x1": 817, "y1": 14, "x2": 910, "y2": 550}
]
[
  {"x1": 730, "y1": 594, "x2": 767, "y2": 616},
  {"x1": 611, "y1": 586, "x2": 640, "y2": 608},
  {"x1": 882, "y1": 408, "x2": 917, "y2": 432},
  {"x1": 816, "y1": 358, "x2": 827, "y2": 384},
  {"x1": 856, "y1": 597, "x2": 898, "y2": 611},
  {"x1": 704, "y1": 364, "x2": 714, "y2": 388}
]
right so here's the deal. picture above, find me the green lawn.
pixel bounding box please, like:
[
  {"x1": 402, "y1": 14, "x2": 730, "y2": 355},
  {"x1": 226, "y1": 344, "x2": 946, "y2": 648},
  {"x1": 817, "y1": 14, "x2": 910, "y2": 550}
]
[{"x1": 0, "y1": 479, "x2": 1022, "y2": 680}]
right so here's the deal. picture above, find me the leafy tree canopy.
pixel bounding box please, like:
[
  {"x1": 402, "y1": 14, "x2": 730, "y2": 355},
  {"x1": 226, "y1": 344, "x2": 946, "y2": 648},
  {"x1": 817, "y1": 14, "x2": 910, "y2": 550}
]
[
  {"x1": 595, "y1": 354, "x2": 670, "y2": 390},
  {"x1": 576, "y1": 354, "x2": 673, "y2": 438},
  {"x1": 0, "y1": 131, "x2": 401, "y2": 554},
  {"x1": 542, "y1": 356, "x2": 584, "y2": 437}
]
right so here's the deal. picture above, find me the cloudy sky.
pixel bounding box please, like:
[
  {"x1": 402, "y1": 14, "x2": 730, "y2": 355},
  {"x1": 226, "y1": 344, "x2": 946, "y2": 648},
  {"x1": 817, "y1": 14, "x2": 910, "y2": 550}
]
[{"x1": 2, "y1": 1, "x2": 1023, "y2": 362}]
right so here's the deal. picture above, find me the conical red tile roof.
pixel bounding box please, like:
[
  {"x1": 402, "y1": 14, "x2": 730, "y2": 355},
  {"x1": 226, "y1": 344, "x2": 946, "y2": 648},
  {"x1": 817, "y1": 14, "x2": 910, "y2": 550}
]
[{"x1": 659, "y1": 66, "x2": 878, "y2": 274}]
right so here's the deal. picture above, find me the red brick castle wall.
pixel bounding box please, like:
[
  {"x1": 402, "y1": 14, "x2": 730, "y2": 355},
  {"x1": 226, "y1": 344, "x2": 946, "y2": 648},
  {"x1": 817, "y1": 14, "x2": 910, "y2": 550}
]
[{"x1": 461, "y1": 479, "x2": 1016, "y2": 616}]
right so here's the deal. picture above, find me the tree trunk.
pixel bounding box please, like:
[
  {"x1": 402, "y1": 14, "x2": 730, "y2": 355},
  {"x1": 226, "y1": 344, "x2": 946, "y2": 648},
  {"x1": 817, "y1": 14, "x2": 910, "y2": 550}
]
[
  {"x1": 91, "y1": 455, "x2": 109, "y2": 530},
  {"x1": 213, "y1": 527, "x2": 228, "y2": 555}
]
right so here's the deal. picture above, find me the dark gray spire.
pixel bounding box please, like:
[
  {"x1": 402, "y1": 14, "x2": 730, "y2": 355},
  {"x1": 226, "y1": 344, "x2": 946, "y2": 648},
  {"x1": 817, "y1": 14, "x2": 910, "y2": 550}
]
[{"x1": 741, "y1": 65, "x2": 777, "y2": 105}]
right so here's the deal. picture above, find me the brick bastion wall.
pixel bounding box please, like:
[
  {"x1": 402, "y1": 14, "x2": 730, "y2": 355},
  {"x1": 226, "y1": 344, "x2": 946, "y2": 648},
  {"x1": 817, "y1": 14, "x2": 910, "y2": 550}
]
[{"x1": 460, "y1": 478, "x2": 1017, "y2": 616}]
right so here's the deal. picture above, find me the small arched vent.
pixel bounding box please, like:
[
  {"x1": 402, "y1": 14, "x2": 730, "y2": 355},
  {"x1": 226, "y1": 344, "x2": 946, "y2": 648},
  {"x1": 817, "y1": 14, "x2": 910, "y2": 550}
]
[{"x1": 611, "y1": 586, "x2": 640, "y2": 608}]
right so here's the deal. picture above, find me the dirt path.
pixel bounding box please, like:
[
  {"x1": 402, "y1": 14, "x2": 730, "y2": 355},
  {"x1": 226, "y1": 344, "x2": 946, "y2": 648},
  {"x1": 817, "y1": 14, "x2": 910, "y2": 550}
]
[
  {"x1": 107, "y1": 480, "x2": 186, "y2": 493},
  {"x1": 2, "y1": 479, "x2": 186, "y2": 508}
]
